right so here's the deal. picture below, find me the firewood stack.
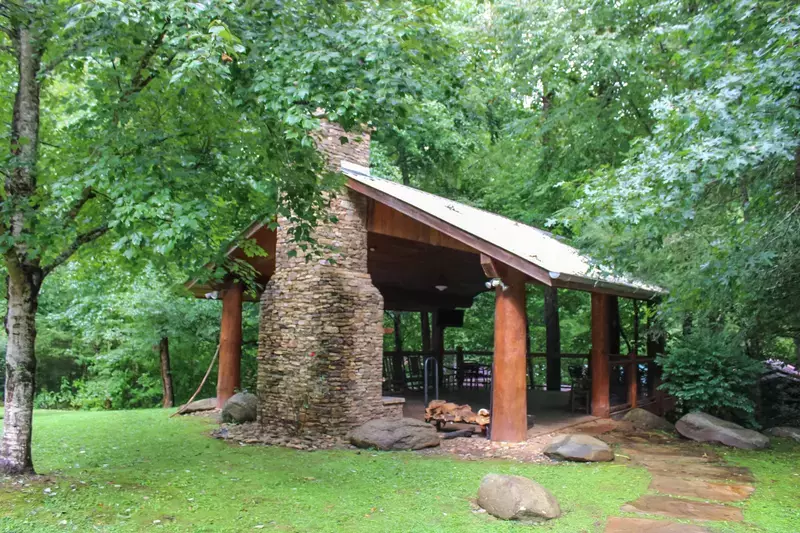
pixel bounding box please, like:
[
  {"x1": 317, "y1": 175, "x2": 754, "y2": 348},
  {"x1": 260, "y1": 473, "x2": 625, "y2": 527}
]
[{"x1": 424, "y1": 400, "x2": 490, "y2": 433}]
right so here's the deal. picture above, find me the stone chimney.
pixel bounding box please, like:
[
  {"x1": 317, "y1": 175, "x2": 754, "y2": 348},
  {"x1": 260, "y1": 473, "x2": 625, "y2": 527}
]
[
  {"x1": 256, "y1": 119, "x2": 387, "y2": 441},
  {"x1": 311, "y1": 118, "x2": 371, "y2": 170}
]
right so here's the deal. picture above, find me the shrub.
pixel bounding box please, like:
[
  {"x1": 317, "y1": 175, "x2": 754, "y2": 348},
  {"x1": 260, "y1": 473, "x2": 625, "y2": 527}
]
[{"x1": 658, "y1": 329, "x2": 763, "y2": 426}]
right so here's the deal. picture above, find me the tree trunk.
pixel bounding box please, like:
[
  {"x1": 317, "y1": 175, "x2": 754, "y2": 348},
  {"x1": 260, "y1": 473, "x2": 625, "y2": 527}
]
[
  {"x1": 1, "y1": 21, "x2": 44, "y2": 476},
  {"x1": 544, "y1": 286, "x2": 561, "y2": 391},
  {"x1": 792, "y1": 336, "x2": 800, "y2": 369},
  {"x1": 392, "y1": 312, "x2": 403, "y2": 352},
  {"x1": 608, "y1": 296, "x2": 621, "y2": 355},
  {"x1": 1, "y1": 264, "x2": 41, "y2": 475},
  {"x1": 391, "y1": 312, "x2": 405, "y2": 388},
  {"x1": 159, "y1": 337, "x2": 174, "y2": 408},
  {"x1": 420, "y1": 312, "x2": 431, "y2": 352}
]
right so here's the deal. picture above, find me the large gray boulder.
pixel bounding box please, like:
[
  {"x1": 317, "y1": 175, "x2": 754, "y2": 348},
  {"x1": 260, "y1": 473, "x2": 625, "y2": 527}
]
[
  {"x1": 347, "y1": 418, "x2": 439, "y2": 450},
  {"x1": 477, "y1": 474, "x2": 561, "y2": 522},
  {"x1": 221, "y1": 392, "x2": 258, "y2": 424},
  {"x1": 544, "y1": 434, "x2": 614, "y2": 462},
  {"x1": 179, "y1": 397, "x2": 217, "y2": 414},
  {"x1": 623, "y1": 408, "x2": 675, "y2": 432},
  {"x1": 765, "y1": 426, "x2": 800, "y2": 442},
  {"x1": 675, "y1": 412, "x2": 770, "y2": 449}
]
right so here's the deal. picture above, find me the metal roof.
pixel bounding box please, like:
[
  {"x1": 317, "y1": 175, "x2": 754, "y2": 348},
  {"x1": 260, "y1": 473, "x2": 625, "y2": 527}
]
[{"x1": 341, "y1": 161, "x2": 664, "y2": 300}]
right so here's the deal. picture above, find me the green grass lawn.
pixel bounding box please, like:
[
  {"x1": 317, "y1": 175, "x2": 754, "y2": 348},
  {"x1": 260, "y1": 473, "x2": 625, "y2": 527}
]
[{"x1": 0, "y1": 409, "x2": 798, "y2": 532}]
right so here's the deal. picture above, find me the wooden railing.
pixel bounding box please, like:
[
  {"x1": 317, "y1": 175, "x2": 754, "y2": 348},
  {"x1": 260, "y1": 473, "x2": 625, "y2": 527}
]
[
  {"x1": 382, "y1": 350, "x2": 590, "y2": 359},
  {"x1": 608, "y1": 353, "x2": 661, "y2": 411},
  {"x1": 382, "y1": 350, "x2": 591, "y2": 392},
  {"x1": 383, "y1": 348, "x2": 667, "y2": 415}
]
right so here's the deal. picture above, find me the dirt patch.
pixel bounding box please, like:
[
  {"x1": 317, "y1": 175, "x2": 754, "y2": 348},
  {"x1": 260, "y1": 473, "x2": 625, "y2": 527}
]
[
  {"x1": 211, "y1": 417, "x2": 620, "y2": 461},
  {"x1": 211, "y1": 422, "x2": 343, "y2": 450},
  {"x1": 417, "y1": 433, "x2": 553, "y2": 463}
]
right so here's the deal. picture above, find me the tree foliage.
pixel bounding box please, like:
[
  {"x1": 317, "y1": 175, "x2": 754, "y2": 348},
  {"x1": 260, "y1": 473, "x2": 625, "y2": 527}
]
[
  {"x1": 569, "y1": 0, "x2": 800, "y2": 349},
  {"x1": 0, "y1": 0, "x2": 452, "y2": 473},
  {"x1": 1, "y1": 0, "x2": 797, "y2": 450}
]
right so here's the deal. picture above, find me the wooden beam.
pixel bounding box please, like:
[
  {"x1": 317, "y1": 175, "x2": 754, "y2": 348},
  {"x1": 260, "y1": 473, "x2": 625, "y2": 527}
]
[
  {"x1": 550, "y1": 275, "x2": 661, "y2": 301},
  {"x1": 347, "y1": 179, "x2": 554, "y2": 286},
  {"x1": 480, "y1": 254, "x2": 500, "y2": 278},
  {"x1": 491, "y1": 266, "x2": 528, "y2": 442},
  {"x1": 380, "y1": 287, "x2": 476, "y2": 311},
  {"x1": 544, "y1": 286, "x2": 561, "y2": 391},
  {"x1": 590, "y1": 293, "x2": 611, "y2": 418},
  {"x1": 217, "y1": 282, "x2": 244, "y2": 409},
  {"x1": 368, "y1": 200, "x2": 476, "y2": 253}
]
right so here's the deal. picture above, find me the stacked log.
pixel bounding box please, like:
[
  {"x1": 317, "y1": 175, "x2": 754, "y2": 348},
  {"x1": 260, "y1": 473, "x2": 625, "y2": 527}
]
[{"x1": 425, "y1": 400, "x2": 490, "y2": 432}]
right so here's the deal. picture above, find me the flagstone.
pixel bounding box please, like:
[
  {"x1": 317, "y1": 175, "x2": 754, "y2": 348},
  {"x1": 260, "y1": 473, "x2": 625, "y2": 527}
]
[
  {"x1": 605, "y1": 517, "x2": 710, "y2": 533},
  {"x1": 649, "y1": 476, "x2": 754, "y2": 502},
  {"x1": 636, "y1": 459, "x2": 755, "y2": 483},
  {"x1": 621, "y1": 495, "x2": 743, "y2": 522}
]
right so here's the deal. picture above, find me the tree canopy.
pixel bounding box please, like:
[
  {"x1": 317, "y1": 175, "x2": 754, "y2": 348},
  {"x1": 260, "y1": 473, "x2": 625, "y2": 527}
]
[{"x1": 1, "y1": 0, "x2": 798, "y2": 472}]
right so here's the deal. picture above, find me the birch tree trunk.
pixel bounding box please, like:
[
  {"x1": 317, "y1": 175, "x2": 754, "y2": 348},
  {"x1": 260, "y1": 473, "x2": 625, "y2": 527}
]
[
  {"x1": 1, "y1": 263, "x2": 41, "y2": 474},
  {"x1": 1, "y1": 22, "x2": 43, "y2": 475}
]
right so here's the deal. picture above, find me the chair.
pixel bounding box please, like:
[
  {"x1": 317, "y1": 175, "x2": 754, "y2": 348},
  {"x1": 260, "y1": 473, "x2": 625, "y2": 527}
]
[
  {"x1": 382, "y1": 355, "x2": 401, "y2": 393},
  {"x1": 568, "y1": 364, "x2": 591, "y2": 414},
  {"x1": 404, "y1": 355, "x2": 424, "y2": 391}
]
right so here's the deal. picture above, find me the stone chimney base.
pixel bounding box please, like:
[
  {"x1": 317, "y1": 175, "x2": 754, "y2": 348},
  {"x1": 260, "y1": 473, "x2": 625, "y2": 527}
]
[{"x1": 256, "y1": 189, "x2": 387, "y2": 439}]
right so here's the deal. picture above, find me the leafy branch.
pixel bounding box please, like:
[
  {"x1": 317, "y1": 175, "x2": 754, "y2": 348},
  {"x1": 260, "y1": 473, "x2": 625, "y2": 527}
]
[{"x1": 43, "y1": 223, "x2": 109, "y2": 276}]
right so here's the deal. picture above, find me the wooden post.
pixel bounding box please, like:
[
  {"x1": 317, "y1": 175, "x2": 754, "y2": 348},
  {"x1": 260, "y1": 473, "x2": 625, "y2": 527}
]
[
  {"x1": 544, "y1": 286, "x2": 561, "y2": 391},
  {"x1": 628, "y1": 360, "x2": 638, "y2": 409},
  {"x1": 217, "y1": 282, "x2": 244, "y2": 409},
  {"x1": 590, "y1": 293, "x2": 611, "y2": 418},
  {"x1": 491, "y1": 266, "x2": 528, "y2": 442}
]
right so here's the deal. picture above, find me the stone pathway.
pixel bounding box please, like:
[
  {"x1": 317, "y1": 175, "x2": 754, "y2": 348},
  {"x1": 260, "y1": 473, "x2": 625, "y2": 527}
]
[
  {"x1": 603, "y1": 430, "x2": 756, "y2": 532},
  {"x1": 605, "y1": 517, "x2": 710, "y2": 533}
]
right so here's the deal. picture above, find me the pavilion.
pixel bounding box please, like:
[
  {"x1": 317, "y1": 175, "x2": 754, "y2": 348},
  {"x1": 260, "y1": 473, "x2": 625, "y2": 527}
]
[{"x1": 187, "y1": 120, "x2": 666, "y2": 443}]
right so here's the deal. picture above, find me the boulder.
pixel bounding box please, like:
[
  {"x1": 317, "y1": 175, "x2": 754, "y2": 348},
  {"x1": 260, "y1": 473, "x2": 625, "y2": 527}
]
[
  {"x1": 544, "y1": 434, "x2": 614, "y2": 462},
  {"x1": 221, "y1": 392, "x2": 258, "y2": 424},
  {"x1": 623, "y1": 408, "x2": 675, "y2": 432},
  {"x1": 179, "y1": 397, "x2": 217, "y2": 414},
  {"x1": 477, "y1": 474, "x2": 561, "y2": 522},
  {"x1": 347, "y1": 418, "x2": 439, "y2": 450},
  {"x1": 675, "y1": 412, "x2": 769, "y2": 449},
  {"x1": 765, "y1": 426, "x2": 800, "y2": 442}
]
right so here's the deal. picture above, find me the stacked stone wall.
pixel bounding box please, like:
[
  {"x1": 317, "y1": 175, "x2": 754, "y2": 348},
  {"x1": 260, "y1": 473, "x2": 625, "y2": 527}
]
[{"x1": 256, "y1": 121, "x2": 391, "y2": 439}]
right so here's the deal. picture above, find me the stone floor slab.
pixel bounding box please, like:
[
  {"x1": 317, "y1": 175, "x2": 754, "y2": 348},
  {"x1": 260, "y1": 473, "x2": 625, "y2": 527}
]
[
  {"x1": 650, "y1": 476, "x2": 754, "y2": 502},
  {"x1": 621, "y1": 495, "x2": 743, "y2": 522},
  {"x1": 620, "y1": 445, "x2": 720, "y2": 461},
  {"x1": 605, "y1": 517, "x2": 710, "y2": 532},
  {"x1": 637, "y1": 459, "x2": 755, "y2": 483}
]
